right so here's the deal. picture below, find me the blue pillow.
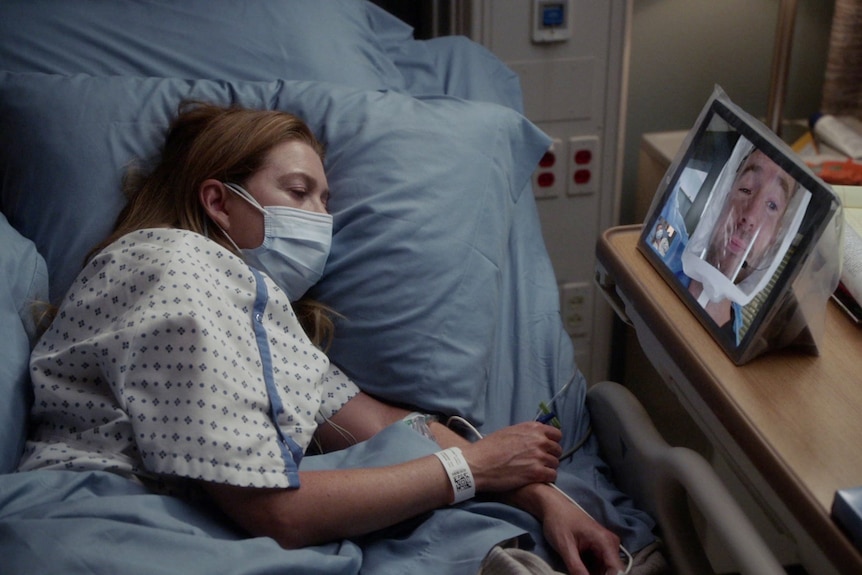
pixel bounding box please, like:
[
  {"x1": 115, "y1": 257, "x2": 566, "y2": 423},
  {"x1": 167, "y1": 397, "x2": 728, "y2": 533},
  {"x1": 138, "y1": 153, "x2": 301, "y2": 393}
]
[
  {"x1": 0, "y1": 212, "x2": 49, "y2": 473},
  {"x1": 0, "y1": 72, "x2": 550, "y2": 422},
  {"x1": 364, "y1": 2, "x2": 524, "y2": 110},
  {"x1": 0, "y1": 0, "x2": 404, "y2": 92}
]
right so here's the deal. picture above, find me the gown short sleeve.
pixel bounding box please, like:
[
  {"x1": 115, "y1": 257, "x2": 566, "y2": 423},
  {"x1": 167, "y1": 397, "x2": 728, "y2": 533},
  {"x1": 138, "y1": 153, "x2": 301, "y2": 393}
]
[{"x1": 22, "y1": 229, "x2": 359, "y2": 490}]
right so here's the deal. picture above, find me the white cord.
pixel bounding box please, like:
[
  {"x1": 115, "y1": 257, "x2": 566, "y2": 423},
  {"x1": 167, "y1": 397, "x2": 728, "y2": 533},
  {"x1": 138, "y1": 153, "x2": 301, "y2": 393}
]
[
  {"x1": 318, "y1": 412, "x2": 358, "y2": 447},
  {"x1": 534, "y1": 372, "x2": 577, "y2": 422}
]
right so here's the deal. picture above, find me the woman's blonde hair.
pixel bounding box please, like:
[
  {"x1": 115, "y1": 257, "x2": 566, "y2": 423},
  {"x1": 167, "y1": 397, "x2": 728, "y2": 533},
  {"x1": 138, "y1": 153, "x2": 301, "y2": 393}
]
[{"x1": 90, "y1": 101, "x2": 336, "y2": 348}]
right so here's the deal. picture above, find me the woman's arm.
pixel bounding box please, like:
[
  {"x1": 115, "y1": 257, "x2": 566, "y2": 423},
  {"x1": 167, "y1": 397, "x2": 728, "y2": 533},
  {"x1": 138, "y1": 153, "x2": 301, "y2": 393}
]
[
  {"x1": 502, "y1": 483, "x2": 625, "y2": 575},
  {"x1": 316, "y1": 392, "x2": 569, "y2": 493},
  {"x1": 202, "y1": 423, "x2": 563, "y2": 548},
  {"x1": 202, "y1": 391, "x2": 564, "y2": 548},
  {"x1": 205, "y1": 391, "x2": 623, "y2": 574},
  {"x1": 317, "y1": 393, "x2": 624, "y2": 575},
  {"x1": 203, "y1": 456, "x2": 452, "y2": 548},
  {"x1": 312, "y1": 391, "x2": 409, "y2": 449}
]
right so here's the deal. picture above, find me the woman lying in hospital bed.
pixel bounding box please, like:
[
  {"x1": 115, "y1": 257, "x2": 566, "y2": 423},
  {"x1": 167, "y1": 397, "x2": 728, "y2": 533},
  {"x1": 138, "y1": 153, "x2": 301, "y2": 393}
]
[{"x1": 18, "y1": 102, "x2": 633, "y2": 575}]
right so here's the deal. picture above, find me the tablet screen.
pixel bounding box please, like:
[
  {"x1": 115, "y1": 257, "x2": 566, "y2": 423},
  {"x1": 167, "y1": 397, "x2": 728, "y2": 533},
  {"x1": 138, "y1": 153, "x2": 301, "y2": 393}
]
[{"x1": 639, "y1": 89, "x2": 840, "y2": 363}]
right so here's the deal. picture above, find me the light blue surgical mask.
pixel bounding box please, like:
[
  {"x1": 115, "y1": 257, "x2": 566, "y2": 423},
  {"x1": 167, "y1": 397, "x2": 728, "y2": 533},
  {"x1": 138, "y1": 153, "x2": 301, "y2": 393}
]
[{"x1": 222, "y1": 182, "x2": 332, "y2": 301}]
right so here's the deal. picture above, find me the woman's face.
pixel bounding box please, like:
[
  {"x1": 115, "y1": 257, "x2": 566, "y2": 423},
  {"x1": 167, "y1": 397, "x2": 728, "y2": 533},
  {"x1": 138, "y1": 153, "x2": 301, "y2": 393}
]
[
  {"x1": 706, "y1": 150, "x2": 794, "y2": 281},
  {"x1": 227, "y1": 140, "x2": 329, "y2": 249}
]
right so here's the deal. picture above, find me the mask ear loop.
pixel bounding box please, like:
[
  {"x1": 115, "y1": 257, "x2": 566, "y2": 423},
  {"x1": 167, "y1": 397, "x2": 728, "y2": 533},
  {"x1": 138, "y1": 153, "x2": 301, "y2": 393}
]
[
  {"x1": 217, "y1": 222, "x2": 243, "y2": 254},
  {"x1": 202, "y1": 213, "x2": 243, "y2": 254},
  {"x1": 224, "y1": 182, "x2": 268, "y2": 214},
  {"x1": 200, "y1": 182, "x2": 252, "y2": 255}
]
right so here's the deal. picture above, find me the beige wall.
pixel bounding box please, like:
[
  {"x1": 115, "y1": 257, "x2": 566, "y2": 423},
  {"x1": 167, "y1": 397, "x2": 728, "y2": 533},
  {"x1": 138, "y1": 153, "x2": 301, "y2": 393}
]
[{"x1": 620, "y1": 0, "x2": 836, "y2": 224}]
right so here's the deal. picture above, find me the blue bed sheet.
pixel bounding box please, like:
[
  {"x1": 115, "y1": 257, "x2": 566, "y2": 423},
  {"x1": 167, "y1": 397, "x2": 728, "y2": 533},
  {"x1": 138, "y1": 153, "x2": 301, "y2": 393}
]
[{"x1": 0, "y1": 425, "x2": 534, "y2": 575}]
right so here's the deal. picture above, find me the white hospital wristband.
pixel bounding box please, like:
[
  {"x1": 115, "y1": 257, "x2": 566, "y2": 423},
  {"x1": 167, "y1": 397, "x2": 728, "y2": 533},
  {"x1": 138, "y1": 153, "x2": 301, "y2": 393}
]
[{"x1": 433, "y1": 447, "x2": 475, "y2": 504}]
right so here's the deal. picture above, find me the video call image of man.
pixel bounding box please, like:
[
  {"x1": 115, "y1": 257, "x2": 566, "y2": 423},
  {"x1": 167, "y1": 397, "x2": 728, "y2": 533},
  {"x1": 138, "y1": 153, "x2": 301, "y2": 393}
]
[{"x1": 653, "y1": 136, "x2": 809, "y2": 345}]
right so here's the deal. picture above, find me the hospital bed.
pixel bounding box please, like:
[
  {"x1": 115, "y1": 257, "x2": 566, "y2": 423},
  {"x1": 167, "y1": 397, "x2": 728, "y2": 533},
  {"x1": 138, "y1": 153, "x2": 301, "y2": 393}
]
[{"x1": 0, "y1": 2, "x2": 782, "y2": 573}]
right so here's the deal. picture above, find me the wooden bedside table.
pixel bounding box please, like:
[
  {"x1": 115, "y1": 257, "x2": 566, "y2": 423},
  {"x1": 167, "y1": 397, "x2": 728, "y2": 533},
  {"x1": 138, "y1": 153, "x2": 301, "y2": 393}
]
[{"x1": 596, "y1": 224, "x2": 862, "y2": 575}]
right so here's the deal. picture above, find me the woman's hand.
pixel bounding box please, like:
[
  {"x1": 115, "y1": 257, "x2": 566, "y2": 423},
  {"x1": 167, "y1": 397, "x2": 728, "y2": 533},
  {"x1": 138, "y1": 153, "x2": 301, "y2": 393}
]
[
  {"x1": 460, "y1": 421, "x2": 563, "y2": 492},
  {"x1": 322, "y1": 393, "x2": 564, "y2": 495},
  {"x1": 320, "y1": 393, "x2": 622, "y2": 572},
  {"x1": 515, "y1": 483, "x2": 625, "y2": 575}
]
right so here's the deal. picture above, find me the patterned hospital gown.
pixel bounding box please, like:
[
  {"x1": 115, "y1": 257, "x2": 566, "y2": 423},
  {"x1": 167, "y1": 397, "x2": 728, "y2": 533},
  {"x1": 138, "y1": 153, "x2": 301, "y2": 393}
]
[{"x1": 18, "y1": 228, "x2": 358, "y2": 491}]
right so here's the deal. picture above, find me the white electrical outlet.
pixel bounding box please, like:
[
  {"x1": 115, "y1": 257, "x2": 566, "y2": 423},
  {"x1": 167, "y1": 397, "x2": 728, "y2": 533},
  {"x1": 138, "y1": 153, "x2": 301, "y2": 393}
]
[
  {"x1": 567, "y1": 135, "x2": 600, "y2": 196},
  {"x1": 560, "y1": 281, "x2": 592, "y2": 339}
]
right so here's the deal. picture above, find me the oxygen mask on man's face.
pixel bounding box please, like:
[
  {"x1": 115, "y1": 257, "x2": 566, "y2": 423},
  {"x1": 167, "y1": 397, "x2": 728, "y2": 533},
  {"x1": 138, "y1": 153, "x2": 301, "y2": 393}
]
[
  {"x1": 684, "y1": 197, "x2": 808, "y2": 308},
  {"x1": 690, "y1": 225, "x2": 766, "y2": 308},
  {"x1": 708, "y1": 204, "x2": 765, "y2": 284}
]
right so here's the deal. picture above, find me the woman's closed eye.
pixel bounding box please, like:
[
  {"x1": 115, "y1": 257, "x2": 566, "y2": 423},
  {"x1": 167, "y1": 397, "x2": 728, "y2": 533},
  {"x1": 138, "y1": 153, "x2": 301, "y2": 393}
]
[{"x1": 286, "y1": 186, "x2": 309, "y2": 200}]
